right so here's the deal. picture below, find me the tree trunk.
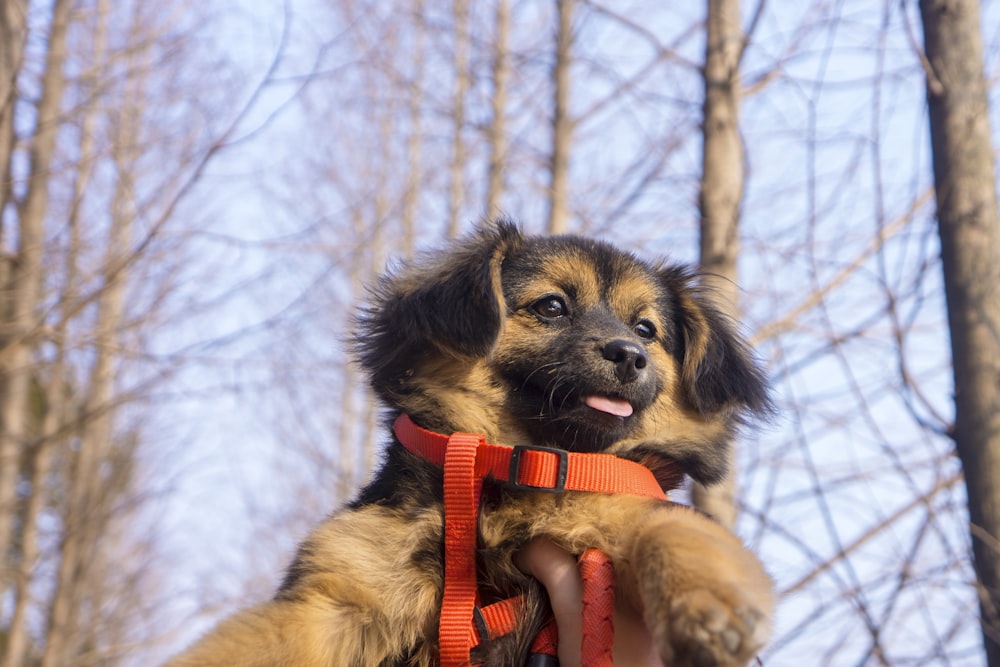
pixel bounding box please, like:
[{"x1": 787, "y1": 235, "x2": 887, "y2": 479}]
[
  {"x1": 919, "y1": 0, "x2": 1000, "y2": 662},
  {"x1": 0, "y1": 0, "x2": 70, "y2": 601},
  {"x1": 43, "y1": 5, "x2": 140, "y2": 661},
  {"x1": 546, "y1": 0, "x2": 573, "y2": 234},
  {"x1": 693, "y1": 0, "x2": 744, "y2": 529},
  {"x1": 0, "y1": 3, "x2": 108, "y2": 660},
  {"x1": 0, "y1": 0, "x2": 27, "y2": 217},
  {"x1": 484, "y1": 0, "x2": 510, "y2": 218},
  {"x1": 447, "y1": 0, "x2": 469, "y2": 239},
  {"x1": 0, "y1": 0, "x2": 26, "y2": 607},
  {"x1": 402, "y1": 0, "x2": 425, "y2": 257}
]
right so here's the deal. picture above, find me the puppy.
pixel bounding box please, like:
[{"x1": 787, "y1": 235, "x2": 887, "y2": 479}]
[{"x1": 168, "y1": 220, "x2": 774, "y2": 667}]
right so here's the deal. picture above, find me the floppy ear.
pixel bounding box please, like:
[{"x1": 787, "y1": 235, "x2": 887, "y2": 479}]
[
  {"x1": 661, "y1": 266, "x2": 772, "y2": 422},
  {"x1": 356, "y1": 220, "x2": 523, "y2": 393}
]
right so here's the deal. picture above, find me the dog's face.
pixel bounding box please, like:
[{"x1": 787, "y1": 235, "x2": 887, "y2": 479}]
[{"x1": 357, "y1": 221, "x2": 770, "y2": 484}]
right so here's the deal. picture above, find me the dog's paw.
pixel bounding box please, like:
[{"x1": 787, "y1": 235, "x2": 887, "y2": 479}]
[
  {"x1": 658, "y1": 586, "x2": 768, "y2": 667},
  {"x1": 627, "y1": 509, "x2": 774, "y2": 667}
]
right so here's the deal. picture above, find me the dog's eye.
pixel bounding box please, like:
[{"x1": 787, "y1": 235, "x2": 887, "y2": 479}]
[
  {"x1": 634, "y1": 320, "x2": 656, "y2": 340},
  {"x1": 532, "y1": 296, "x2": 566, "y2": 320}
]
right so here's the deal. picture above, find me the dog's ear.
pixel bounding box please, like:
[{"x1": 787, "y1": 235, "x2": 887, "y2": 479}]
[
  {"x1": 661, "y1": 266, "x2": 772, "y2": 422},
  {"x1": 356, "y1": 220, "x2": 523, "y2": 390}
]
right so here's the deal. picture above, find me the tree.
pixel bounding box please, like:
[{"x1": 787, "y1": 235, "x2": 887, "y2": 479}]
[
  {"x1": 920, "y1": 0, "x2": 1000, "y2": 662},
  {"x1": 546, "y1": 0, "x2": 573, "y2": 234},
  {"x1": 448, "y1": 0, "x2": 470, "y2": 239},
  {"x1": 484, "y1": 0, "x2": 510, "y2": 217},
  {"x1": 692, "y1": 0, "x2": 749, "y2": 529},
  {"x1": 0, "y1": 0, "x2": 69, "y2": 611},
  {"x1": 0, "y1": 2, "x2": 284, "y2": 664}
]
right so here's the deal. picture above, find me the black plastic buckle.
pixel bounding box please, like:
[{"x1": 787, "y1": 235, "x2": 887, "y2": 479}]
[
  {"x1": 472, "y1": 606, "x2": 491, "y2": 644},
  {"x1": 525, "y1": 653, "x2": 560, "y2": 667},
  {"x1": 508, "y1": 445, "x2": 568, "y2": 493}
]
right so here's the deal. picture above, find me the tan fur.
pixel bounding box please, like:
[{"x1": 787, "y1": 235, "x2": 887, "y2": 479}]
[
  {"x1": 535, "y1": 251, "x2": 604, "y2": 306},
  {"x1": 169, "y1": 506, "x2": 444, "y2": 667},
  {"x1": 168, "y1": 226, "x2": 774, "y2": 667}
]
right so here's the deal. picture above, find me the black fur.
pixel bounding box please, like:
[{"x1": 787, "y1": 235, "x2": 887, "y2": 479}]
[
  {"x1": 659, "y1": 265, "x2": 773, "y2": 419},
  {"x1": 355, "y1": 222, "x2": 522, "y2": 402}
]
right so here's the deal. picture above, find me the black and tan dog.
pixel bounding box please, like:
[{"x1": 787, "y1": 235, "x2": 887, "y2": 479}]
[{"x1": 169, "y1": 221, "x2": 774, "y2": 667}]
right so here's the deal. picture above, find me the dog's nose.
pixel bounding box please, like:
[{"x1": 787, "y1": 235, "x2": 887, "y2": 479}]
[{"x1": 602, "y1": 339, "x2": 647, "y2": 383}]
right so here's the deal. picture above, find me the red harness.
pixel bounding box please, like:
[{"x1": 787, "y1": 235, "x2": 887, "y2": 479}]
[{"x1": 392, "y1": 414, "x2": 673, "y2": 666}]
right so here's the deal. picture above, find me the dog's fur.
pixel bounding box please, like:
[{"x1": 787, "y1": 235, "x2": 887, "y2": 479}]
[{"x1": 169, "y1": 221, "x2": 775, "y2": 667}]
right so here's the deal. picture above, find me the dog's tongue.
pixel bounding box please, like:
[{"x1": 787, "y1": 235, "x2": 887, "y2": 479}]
[{"x1": 585, "y1": 395, "x2": 634, "y2": 418}]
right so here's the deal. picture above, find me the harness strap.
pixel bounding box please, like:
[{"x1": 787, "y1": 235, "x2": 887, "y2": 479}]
[
  {"x1": 472, "y1": 597, "x2": 559, "y2": 654},
  {"x1": 474, "y1": 598, "x2": 520, "y2": 644},
  {"x1": 439, "y1": 432, "x2": 485, "y2": 665},
  {"x1": 392, "y1": 413, "x2": 671, "y2": 666},
  {"x1": 579, "y1": 549, "x2": 615, "y2": 666},
  {"x1": 473, "y1": 553, "x2": 615, "y2": 665},
  {"x1": 394, "y1": 414, "x2": 668, "y2": 500}
]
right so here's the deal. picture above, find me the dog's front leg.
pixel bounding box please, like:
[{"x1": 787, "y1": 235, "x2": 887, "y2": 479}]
[
  {"x1": 492, "y1": 494, "x2": 773, "y2": 667},
  {"x1": 623, "y1": 503, "x2": 773, "y2": 667}
]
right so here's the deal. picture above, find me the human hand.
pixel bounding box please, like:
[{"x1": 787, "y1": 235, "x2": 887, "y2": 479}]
[{"x1": 516, "y1": 538, "x2": 664, "y2": 667}]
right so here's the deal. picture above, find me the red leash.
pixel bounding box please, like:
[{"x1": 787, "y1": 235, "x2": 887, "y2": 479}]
[{"x1": 393, "y1": 414, "x2": 671, "y2": 666}]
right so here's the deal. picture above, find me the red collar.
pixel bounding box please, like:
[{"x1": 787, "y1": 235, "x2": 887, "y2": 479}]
[{"x1": 393, "y1": 413, "x2": 670, "y2": 500}]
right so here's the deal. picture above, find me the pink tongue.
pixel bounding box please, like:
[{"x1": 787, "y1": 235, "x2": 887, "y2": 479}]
[{"x1": 585, "y1": 395, "x2": 634, "y2": 418}]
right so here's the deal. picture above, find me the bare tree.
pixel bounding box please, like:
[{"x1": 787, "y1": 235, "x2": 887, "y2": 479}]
[
  {"x1": 0, "y1": 1, "x2": 290, "y2": 664},
  {"x1": 920, "y1": 0, "x2": 1000, "y2": 662},
  {"x1": 692, "y1": 0, "x2": 749, "y2": 528},
  {"x1": 484, "y1": 0, "x2": 510, "y2": 217},
  {"x1": 448, "y1": 0, "x2": 470, "y2": 238},
  {"x1": 546, "y1": 0, "x2": 573, "y2": 234},
  {"x1": 0, "y1": 0, "x2": 70, "y2": 605},
  {"x1": 42, "y1": 14, "x2": 146, "y2": 666},
  {"x1": 402, "y1": 0, "x2": 426, "y2": 257},
  {"x1": 0, "y1": 0, "x2": 26, "y2": 221}
]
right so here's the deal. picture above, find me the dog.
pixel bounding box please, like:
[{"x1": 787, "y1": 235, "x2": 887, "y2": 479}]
[{"x1": 168, "y1": 220, "x2": 775, "y2": 666}]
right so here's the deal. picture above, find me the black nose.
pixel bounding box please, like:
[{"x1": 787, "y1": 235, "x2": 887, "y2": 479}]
[{"x1": 602, "y1": 339, "x2": 647, "y2": 383}]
